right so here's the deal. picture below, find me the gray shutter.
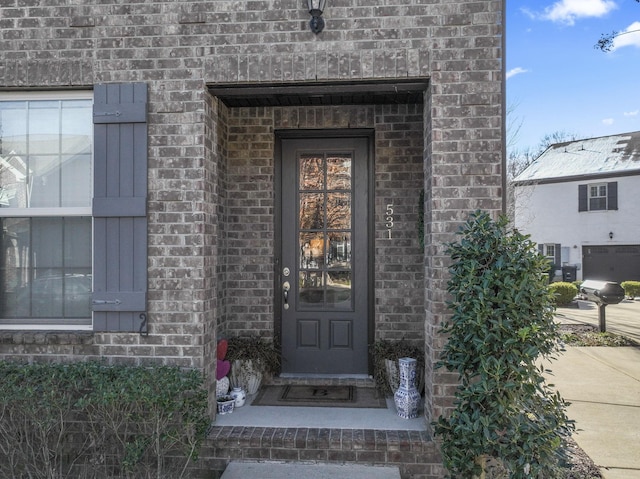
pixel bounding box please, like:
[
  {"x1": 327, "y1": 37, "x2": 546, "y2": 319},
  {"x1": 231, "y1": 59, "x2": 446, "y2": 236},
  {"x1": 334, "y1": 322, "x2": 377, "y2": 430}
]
[
  {"x1": 538, "y1": 244, "x2": 544, "y2": 255},
  {"x1": 92, "y1": 83, "x2": 148, "y2": 333},
  {"x1": 607, "y1": 181, "x2": 618, "y2": 210},
  {"x1": 578, "y1": 184, "x2": 588, "y2": 212},
  {"x1": 554, "y1": 244, "x2": 561, "y2": 267}
]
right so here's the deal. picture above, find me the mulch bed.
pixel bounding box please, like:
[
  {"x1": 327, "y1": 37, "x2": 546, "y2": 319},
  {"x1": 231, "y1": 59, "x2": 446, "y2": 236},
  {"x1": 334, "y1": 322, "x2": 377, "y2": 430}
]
[
  {"x1": 558, "y1": 323, "x2": 638, "y2": 346},
  {"x1": 562, "y1": 436, "x2": 603, "y2": 478}
]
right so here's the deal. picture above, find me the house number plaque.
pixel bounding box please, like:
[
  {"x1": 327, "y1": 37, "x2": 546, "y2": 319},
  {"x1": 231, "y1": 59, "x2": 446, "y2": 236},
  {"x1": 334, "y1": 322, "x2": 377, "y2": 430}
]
[{"x1": 385, "y1": 203, "x2": 394, "y2": 239}]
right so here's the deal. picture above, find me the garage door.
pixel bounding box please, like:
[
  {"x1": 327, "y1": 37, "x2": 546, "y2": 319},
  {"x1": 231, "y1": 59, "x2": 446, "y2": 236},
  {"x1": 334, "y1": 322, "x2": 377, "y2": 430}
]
[{"x1": 582, "y1": 245, "x2": 640, "y2": 283}]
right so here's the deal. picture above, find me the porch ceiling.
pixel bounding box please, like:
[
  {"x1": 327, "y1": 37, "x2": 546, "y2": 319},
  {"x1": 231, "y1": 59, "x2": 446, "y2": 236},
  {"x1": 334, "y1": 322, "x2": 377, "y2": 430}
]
[{"x1": 209, "y1": 80, "x2": 428, "y2": 108}]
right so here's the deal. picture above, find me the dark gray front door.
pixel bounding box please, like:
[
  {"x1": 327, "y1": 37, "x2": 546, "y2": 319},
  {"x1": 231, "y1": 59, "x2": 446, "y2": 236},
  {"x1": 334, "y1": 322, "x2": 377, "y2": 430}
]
[{"x1": 278, "y1": 133, "x2": 371, "y2": 375}]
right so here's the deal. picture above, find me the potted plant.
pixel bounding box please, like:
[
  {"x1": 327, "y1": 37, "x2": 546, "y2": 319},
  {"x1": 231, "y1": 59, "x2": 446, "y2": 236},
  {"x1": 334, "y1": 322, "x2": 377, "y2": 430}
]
[
  {"x1": 216, "y1": 395, "x2": 235, "y2": 415},
  {"x1": 370, "y1": 339, "x2": 425, "y2": 396},
  {"x1": 225, "y1": 336, "x2": 280, "y2": 395},
  {"x1": 433, "y1": 211, "x2": 574, "y2": 478}
]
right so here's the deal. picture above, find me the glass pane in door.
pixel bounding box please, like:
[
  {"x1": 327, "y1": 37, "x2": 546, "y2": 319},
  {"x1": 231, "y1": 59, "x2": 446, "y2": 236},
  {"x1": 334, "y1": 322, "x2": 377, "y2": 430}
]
[
  {"x1": 327, "y1": 192, "x2": 350, "y2": 229},
  {"x1": 297, "y1": 151, "x2": 353, "y2": 310},
  {"x1": 327, "y1": 232, "x2": 351, "y2": 268},
  {"x1": 299, "y1": 232, "x2": 325, "y2": 269},
  {"x1": 299, "y1": 193, "x2": 324, "y2": 230},
  {"x1": 326, "y1": 155, "x2": 351, "y2": 190},
  {"x1": 299, "y1": 154, "x2": 324, "y2": 190}
]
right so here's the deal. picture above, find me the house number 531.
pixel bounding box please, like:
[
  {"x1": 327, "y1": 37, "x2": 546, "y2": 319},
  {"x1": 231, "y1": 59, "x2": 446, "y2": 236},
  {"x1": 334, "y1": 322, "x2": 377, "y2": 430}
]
[{"x1": 385, "y1": 203, "x2": 394, "y2": 239}]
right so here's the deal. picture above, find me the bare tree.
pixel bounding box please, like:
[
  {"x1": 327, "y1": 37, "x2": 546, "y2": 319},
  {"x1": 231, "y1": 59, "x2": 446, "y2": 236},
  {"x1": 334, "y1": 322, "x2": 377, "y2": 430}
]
[
  {"x1": 595, "y1": 0, "x2": 640, "y2": 51},
  {"x1": 506, "y1": 130, "x2": 578, "y2": 222},
  {"x1": 508, "y1": 130, "x2": 578, "y2": 181}
]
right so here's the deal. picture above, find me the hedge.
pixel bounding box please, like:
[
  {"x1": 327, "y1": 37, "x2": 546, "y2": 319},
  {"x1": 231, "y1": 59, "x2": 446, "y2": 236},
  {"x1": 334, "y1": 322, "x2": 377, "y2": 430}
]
[
  {"x1": 549, "y1": 282, "x2": 578, "y2": 306},
  {"x1": 621, "y1": 281, "x2": 640, "y2": 298},
  {"x1": 0, "y1": 361, "x2": 210, "y2": 479}
]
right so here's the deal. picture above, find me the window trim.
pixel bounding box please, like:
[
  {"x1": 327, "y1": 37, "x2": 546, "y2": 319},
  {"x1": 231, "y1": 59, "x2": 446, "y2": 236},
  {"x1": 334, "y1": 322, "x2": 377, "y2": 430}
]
[
  {"x1": 0, "y1": 90, "x2": 92, "y2": 101},
  {"x1": 588, "y1": 182, "x2": 607, "y2": 211},
  {"x1": 0, "y1": 208, "x2": 91, "y2": 217}
]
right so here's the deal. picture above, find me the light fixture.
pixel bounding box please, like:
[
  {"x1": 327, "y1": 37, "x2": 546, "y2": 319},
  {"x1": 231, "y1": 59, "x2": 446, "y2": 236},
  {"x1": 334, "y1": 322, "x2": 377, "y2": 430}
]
[
  {"x1": 609, "y1": 231, "x2": 614, "y2": 239},
  {"x1": 307, "y1": 0, "x2": 326, "y2": 34}
]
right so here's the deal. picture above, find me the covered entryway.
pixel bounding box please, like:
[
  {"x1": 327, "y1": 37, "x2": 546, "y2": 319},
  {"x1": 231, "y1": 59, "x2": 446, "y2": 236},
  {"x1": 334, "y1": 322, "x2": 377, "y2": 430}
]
[
  {"x1": 211, "y1": 80, "x2": 427, "y2": 383},
  {"x1": 582, "y1": 245, "x2": 640, "y2": 282},
  {"x1": 276, "y1": 132, "x2": 372, "y2": 375}
]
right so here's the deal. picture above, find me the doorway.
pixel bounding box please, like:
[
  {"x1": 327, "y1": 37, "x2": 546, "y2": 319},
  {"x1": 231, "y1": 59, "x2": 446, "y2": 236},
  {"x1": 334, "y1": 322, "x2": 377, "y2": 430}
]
[{"x1": 276, "y1": 131, "x2": 373, "y2": 375}]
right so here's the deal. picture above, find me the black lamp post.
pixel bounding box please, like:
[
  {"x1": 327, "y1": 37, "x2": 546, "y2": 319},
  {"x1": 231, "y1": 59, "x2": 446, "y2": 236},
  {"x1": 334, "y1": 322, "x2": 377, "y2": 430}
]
[{"x1": 308, "y1": 0, "x2": 326, "y2": 34}]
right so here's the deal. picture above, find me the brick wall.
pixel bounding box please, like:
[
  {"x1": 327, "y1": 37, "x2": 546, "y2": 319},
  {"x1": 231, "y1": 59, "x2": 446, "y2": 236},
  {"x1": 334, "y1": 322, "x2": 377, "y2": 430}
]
[
  {"x1": 373, "y1": 104, "x2": 425, "y2": 344},
  {"x1": 221, "y1": 107, "x2": 276, "y2": 337},
  {"x1": 0, "y1": 0, "x2": 505, "y2": 435},
  {"x1": 218, "y1": 104, "x2": 425, "y2": 344}
]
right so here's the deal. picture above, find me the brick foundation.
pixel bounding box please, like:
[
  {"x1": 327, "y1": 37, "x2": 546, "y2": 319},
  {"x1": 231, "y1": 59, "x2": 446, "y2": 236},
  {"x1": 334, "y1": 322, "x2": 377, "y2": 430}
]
[{"x1": 200, "y1": 426, "x2": 444, "y2": 479}]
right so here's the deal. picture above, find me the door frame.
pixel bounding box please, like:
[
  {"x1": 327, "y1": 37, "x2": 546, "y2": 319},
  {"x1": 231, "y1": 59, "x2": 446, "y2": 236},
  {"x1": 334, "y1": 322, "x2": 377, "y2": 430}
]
[{"x1": 274, "y1": 129, "x2": 375, "y2": 375}]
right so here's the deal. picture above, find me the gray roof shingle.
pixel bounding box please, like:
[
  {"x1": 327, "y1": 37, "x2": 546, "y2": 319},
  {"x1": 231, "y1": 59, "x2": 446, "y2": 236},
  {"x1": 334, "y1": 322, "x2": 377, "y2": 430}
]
[{"x1": 513, "y1": 131, "x2": 640, "y2": 184}]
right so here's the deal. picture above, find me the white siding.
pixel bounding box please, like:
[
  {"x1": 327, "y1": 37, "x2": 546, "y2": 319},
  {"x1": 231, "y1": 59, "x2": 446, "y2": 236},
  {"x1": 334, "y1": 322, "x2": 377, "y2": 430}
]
[{"x1": 514, "y1": 175, "x2": 640, "y2": 280}]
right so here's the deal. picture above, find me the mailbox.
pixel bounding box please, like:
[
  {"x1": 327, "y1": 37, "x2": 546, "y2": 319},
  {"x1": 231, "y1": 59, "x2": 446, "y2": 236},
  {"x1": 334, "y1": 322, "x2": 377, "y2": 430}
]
[
  {"x1": 579, "y1": 280, "x2": 625, "y2": 332},
  {"x1": 579, "y1": 280, "x2": 625, "y2": 305}
]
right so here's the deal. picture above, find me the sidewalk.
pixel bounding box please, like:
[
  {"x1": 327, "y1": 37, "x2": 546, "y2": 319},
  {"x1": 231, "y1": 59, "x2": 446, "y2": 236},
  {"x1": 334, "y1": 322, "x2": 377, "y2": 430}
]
[{"x1": 546, "y1": 343, "x2": 640, "y2": 478}]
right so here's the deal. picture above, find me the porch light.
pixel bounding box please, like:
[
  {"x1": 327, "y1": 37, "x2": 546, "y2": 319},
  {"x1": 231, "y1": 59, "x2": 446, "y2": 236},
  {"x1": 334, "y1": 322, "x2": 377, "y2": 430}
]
[{"x1": 307, "y1": 0, "x2": 326, "y2": 34}]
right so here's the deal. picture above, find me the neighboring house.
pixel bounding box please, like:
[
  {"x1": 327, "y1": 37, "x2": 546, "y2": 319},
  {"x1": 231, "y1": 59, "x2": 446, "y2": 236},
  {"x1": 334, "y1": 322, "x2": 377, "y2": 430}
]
[
  {"x1": 513, "y1": 131, "x2": 640, "y2": 284},
  {"x1": 0, "y1": 2, "x2": 504, "y2": 477}
]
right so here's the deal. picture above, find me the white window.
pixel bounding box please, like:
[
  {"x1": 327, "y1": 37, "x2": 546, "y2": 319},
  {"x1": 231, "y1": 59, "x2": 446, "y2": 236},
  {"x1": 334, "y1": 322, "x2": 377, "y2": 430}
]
[
  {"x1": 544, "y1": 244, "x2": 555, "y2": 261},
  {"x1": 589, "y1": 183, "x2": 607, "y2": 211},
  {"x1": 0, "y1": 92, "x2": 92, "y2": 329}
]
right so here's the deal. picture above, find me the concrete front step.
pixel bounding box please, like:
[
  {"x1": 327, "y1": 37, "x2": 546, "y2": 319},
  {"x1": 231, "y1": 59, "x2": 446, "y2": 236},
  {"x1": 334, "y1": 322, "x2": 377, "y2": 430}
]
[{"x1": 221, "y1": 461, "x2": 402, "y2": 479}]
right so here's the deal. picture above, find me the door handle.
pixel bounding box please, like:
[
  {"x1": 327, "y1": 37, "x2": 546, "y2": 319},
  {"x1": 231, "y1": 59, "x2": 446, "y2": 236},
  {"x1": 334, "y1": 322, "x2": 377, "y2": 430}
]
[{"x1": 283, "y1": 281, "x2": 291, "y2": 310}]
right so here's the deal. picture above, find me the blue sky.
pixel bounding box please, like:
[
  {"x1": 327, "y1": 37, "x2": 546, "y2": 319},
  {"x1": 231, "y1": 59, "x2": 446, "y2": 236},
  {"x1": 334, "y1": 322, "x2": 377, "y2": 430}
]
[{"x1": 507, "y1": 0, "x2": 640, "y2": 155}]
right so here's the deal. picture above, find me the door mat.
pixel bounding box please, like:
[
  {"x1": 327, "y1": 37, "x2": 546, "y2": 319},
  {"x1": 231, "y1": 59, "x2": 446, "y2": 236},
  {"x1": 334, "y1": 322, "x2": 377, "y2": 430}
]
[{"x1": 251, "y1": 385, "x2": 387, "y2": 408}]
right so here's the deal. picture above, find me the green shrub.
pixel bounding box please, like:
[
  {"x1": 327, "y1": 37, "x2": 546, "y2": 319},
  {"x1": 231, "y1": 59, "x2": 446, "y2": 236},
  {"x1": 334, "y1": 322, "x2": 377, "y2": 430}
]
[
  {"x1": 434, "y1": 211, "x2": 573, "y2": 479},
  {"x1": 621, "y1": 281, "x2": 640, "y2": 298},
  {"x1": 549, "y1": 282, "x2": 578, "y2": 306},
  {"x1": 0, "y1": 362, "x2": 86, "y2": 479},
  {"x1": 225, "y1": 336, "x2": 281, "y2": 375},
  {"x1": 0, "y1": 361, "x2": 210, "y2": 479}
]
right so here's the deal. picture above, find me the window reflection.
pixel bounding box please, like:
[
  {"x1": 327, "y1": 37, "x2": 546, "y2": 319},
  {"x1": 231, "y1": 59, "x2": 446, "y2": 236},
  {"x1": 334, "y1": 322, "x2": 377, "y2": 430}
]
[
  {"x1": 299, "y1": 193, "x2": 324, "y2": 230},
  {"x1": 0, "y1": 99, "x2": 92, "y2": 209},
  {"x1": 327, "y1": 271, "x2": 351, "y2": 306},
  {"x1": 297, "y1": 151, "x2": 353, "y2": 310},
  {"x1": 326, "y1": 155, "x2": 351, "y2": 190},
  {"x1": 327, "y1": 233, "x2": 351, "y2": 268},
  {"x1": 299, "y1": 233, "x2": 325, "y2": 269},
  {"x1": 327, "y1": 192, "x2": 350, "y2": 229},
  {"x1": 298, "y1": 271, "x2": 324, "y2": 306},
  {"x1": 299, "y1": 154, "x2": 323, "y2": 190},
  {"x1": 0, "y1": 217, "x2": 92, "y2": 322}
]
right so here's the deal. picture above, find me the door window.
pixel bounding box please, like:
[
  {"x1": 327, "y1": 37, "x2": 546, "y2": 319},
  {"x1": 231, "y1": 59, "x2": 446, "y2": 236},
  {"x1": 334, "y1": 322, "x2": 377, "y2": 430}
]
[{"x1": 298, "y1": 153, "x2": 352, "y2": 309}]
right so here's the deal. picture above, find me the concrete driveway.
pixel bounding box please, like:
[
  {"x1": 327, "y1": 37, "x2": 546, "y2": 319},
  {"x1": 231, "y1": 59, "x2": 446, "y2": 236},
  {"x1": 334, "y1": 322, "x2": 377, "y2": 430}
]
[{"x1": 550, "y1": 299, "x2": 640, "y2": 479}]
